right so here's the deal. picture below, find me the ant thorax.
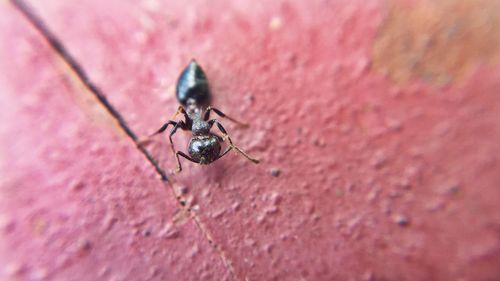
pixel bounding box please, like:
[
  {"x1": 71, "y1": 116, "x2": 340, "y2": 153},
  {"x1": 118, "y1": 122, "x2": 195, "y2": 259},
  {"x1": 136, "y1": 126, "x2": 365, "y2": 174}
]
[
  {"x1": 191, "y1": 118, "x2": 211, "y2": 136},
  {"x1": 185, "y1": 98, "x2": 209, "y2": 136}
]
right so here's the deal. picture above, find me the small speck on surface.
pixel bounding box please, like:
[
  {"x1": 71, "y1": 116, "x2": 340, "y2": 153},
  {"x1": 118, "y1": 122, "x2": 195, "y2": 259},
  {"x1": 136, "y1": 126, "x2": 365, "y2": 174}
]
[
  {"x1": 176, "y1": 185, "x2": 189, "y2": 195},
  {"x1": 231, "y1": 201, "x2": 241, "y2": 211},
  {"x1": 142, "y1": 229, "x2": 152, "y2": 237},
  {"x1": 446, "y1": 184, "x2": 460, "y2": 195},
  {"x1": 270, "y1": 168, "x2": 281, "y2": 177},
  {"x1": 393, "y1": 214, "x2": 410, "y2": 226},
  {"x1": 78, "y1": 239, "x2": 92, "y2": 251},
  {"x1": 312, "y1": 138, "x2": 326, "y2": 147},
  {"x1": 335, "y1": 187, "x2": 344, "y2": 197},
  {"x1": 69, "y1": 179, "x2": 86, "y2": 191},
  {"x1": 190, "y1": 204, "x2": 200, "y2": 212},
  {"x1": 245, "y1": 94, "x2": 255, "y2": 102},
  {"x1": 158, "y1": 223, "x2": 179, "y2": 239},
  {"x1": 269, "y1": 16, "x2": 283, "y2": 30}
]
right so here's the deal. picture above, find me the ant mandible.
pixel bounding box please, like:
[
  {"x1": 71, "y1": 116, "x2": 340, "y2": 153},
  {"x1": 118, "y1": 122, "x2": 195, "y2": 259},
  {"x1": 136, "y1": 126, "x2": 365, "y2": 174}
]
[{"x1": 143, "y1": 59, "x2": 259, "y2": 173}]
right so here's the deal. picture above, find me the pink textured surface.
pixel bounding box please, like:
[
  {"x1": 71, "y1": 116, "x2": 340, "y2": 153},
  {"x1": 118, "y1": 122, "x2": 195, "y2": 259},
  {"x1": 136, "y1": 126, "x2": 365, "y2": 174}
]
[
  {"x1": 2, "y1": 0, "x2": 500, "y2": 280},
  {"x1": 0, "y1": 5, "x2": 230, "y2": 281}
]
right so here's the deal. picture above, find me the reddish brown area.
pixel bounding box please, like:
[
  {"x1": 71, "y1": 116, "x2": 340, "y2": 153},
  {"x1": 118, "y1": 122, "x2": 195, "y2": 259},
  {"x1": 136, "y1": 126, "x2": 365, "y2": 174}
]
[
  {"x1": 373, "y1": 0, "x2": 500, "y2": 85},
  {"x1": 1, "y1": 0, "x2": 500, "y2": 280}
]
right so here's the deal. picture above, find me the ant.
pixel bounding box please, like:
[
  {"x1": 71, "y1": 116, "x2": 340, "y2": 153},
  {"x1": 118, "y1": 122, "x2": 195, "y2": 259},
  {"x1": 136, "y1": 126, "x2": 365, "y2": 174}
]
[{"x1": 141, "y1": 59, "x2": 259, "y2": 173}]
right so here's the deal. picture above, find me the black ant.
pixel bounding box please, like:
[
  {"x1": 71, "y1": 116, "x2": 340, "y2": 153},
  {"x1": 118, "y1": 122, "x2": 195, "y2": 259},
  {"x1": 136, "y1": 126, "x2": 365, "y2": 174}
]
[{"x1": 142, "y1": 59, "x2": 259, "y2": 173}]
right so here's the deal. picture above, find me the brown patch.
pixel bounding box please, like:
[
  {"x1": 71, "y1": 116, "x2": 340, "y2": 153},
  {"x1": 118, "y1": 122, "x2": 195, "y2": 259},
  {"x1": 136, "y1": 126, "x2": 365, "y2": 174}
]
[{"x1": 372, "y1": 0, "x2": 500, "y2": 86}]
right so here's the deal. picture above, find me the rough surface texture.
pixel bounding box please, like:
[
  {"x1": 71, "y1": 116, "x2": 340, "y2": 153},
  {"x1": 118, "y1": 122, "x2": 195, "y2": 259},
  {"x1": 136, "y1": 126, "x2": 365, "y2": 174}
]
[
  {"x1": 1, "y1": 0, "x2": 500, "y2": 280},
  {"x1": 0, "y1": 5, "x2": 231, "y2": 281}
]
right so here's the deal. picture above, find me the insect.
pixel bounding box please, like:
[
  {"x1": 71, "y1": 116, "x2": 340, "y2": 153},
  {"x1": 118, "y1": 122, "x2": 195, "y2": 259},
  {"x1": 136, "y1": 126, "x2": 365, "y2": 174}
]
[{"x1": 144, "y1": 59, "x2": 259, "y2": 173}]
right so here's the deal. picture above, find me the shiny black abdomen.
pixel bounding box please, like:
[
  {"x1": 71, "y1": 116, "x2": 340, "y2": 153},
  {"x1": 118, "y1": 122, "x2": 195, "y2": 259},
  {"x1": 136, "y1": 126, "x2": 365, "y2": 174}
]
[
  {"x1": 176, "y1": 60, "x2": 211, "y2": 106},
  {"x1": 188, "y1": 135, "x2": 221, "y2": 164}
]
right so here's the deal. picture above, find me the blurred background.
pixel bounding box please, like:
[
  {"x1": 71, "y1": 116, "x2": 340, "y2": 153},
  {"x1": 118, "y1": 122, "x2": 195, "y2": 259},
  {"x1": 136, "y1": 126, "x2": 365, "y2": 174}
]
[{"x1": 1, "y1": 0, "x2": 499, "y2": 280}]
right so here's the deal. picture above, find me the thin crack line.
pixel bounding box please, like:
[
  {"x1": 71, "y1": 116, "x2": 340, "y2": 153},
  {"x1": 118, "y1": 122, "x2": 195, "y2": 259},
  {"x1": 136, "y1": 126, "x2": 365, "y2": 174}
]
[
  {"x1": 11, "y1": 1, "x2": 239, "y2": 280},
  {"x1": 10, "y1": 0, "x2": 168, "y2": 181},
  {"x1": 190, "y1": 215, "x2": 238, "y2": 280}
]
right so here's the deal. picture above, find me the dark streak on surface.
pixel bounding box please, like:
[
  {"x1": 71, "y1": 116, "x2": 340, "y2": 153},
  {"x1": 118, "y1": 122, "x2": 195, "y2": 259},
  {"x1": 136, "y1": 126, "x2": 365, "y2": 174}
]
[{"x1": 10, "y1": 0, "x2": 168, "y2": 182}]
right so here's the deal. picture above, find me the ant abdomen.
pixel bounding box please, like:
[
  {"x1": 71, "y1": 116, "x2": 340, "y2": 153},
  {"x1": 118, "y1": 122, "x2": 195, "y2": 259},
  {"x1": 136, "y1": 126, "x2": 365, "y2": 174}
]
[
  {"x1": 188, "y1": 135, "x2": 221, "y2": 165},
  {"x1": 176, "y1": 59, "x2": 211, "y2": 106}
]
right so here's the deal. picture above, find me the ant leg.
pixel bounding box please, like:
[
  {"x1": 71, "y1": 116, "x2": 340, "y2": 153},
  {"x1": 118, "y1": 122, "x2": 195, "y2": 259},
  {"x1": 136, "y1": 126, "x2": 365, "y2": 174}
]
[
  {"x1": 152, "y1": 120, "x2": 177, "y2": 136},
  {"x1": 169, "y1": 121, "x2": 188, "y2": 171},
  {"x1": 137, "y1": 120, "x2": 177, "y2": 146},
  {"x1": 214, "y1": 146, "x2": 233, "y2": 161},
  {"x1": 175, "y1": 151, "x2": 198, "y2": 173},
  {"x1": 209, "y1": 120, "x2": 259, "y2": 164},
  {"x1": 204, "y1": 106, "x2": 249, "y2": 127},
  {"x1": 143, "y1": 106, "x2": 188, "y2": 143},
  {"x1": 212, "y1": 133, "x2": 224, "y2": 142},
  {"x1": 172, "y1": 105, "x2": 189, "y2": 121}
]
